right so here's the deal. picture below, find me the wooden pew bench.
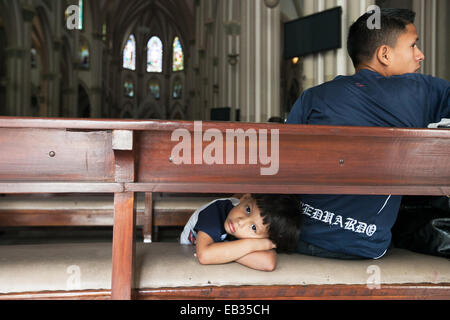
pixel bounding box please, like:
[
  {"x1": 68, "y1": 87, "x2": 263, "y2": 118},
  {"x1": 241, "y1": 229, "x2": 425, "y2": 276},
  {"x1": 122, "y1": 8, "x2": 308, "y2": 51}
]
[
  {"x1": 0, "y1": 194, "x2": 217, "y2": 242},
  {"x1": 0, "y1": 242, "x2": 449, "y2": 299},
  {"x1": 0, "y1": 117, "x2": 449, "y2": 300}
]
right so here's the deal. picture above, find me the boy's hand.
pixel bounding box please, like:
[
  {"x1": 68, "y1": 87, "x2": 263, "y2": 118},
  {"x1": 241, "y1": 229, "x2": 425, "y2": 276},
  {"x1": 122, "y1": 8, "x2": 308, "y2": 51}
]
[{"x1": 254, "y1": 238, "x2": 276, "y2": 251}]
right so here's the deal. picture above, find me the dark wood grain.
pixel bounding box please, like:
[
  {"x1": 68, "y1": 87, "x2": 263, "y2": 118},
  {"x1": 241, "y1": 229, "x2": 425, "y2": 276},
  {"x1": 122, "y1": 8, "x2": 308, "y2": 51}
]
[
  {"x1": 0, "y1": 128, "x2": 114, "y2": 181},
  {"x1": 134, "y1": 125, "x2": 450, "y2": 194},
  {"x1": 2, "y1": 284, "x2": 448, "y2": 300},
  {"x1": 0, "y1": 182, "x2": 122, "y2": 193},
  {"x1": 1, "y1": 117, "x2": 449, "y2": 300},
  {"x1": 143, "y1": 193, "x2": 153, "y2": 242},
  {"x1": 137, "y1": 284, "x2": 450, "y2": 300},
  {"x1": 111, "y1": 192, "x2": 136, "y2": 300},
  {"x1": 0, "y1": 207, "x2": 193, "y2": 227}
]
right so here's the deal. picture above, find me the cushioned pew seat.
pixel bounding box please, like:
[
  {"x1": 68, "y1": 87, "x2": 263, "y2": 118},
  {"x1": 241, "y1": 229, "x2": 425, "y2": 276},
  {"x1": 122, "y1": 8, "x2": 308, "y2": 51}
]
[{"x1": 0, "y1": 242, "x2": 449, "y2": 299}]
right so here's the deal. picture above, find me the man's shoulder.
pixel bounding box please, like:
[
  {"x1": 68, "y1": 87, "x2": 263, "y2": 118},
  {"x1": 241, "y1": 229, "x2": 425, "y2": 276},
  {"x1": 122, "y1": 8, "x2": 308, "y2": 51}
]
[
  {"x1": 393, "y1": 72, "x2": 449, "y2": 87},
  {"x1": 300, "y1": 75, "x2": 350, "y2": 97}
]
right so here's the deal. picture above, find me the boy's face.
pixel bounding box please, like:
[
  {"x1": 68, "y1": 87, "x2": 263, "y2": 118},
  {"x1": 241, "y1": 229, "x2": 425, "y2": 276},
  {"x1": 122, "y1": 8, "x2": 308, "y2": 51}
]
[
  {"x1": 387, "y1": 23, "x2": 425, "y2": 75},
  {"x1": 224, "y1": 194, "x2": 269, "y2": 240}
]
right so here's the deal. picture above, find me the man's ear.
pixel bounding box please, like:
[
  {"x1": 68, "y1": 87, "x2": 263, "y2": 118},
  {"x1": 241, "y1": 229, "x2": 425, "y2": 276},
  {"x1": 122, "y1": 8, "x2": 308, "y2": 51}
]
[{"x1": 376, "y1": 45, "x2": 391, "y2": 67}]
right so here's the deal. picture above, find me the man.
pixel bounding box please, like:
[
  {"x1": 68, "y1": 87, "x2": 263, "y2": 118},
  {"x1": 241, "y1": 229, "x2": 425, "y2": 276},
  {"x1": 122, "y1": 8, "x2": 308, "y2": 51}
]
[{"x1": 286, "y1": 8, "x2": 449, "y2": 259}]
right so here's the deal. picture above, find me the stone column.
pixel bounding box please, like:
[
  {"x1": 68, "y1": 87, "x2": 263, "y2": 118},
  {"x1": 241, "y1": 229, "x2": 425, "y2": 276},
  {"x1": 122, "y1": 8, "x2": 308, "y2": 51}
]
[
  {"x1": 4, "y1": 47, "x2": 25, "y2": 115},
  {"x1": 61, "y1": 87, "x2": 77, "y2": 117},
  {"x1": 436, "y1": 0, "x2": 449, "y2": 80},
  {"x1": 239, "y1": 0, "x2": 280, "y2": 122},
  {"x1": 324, "y1": 0, "x2": 337, "y2": 82},
  {"x1": 42, "y1": 72, "x2": 59, "y2": 116},
  {"x1": 301, "y1": 0, "x2": 315, "y2": 90},
  {"x1": 413, "y1": 0, "x2": 438, "y2": 76},
  {"x1": 5, "y1": 4, "x2": 34, "y2": 116},
  {"x1": 21, "y1": 5, "x2": 34, "y2": 116},
  {"x1": 90, "y1": 86, "x2": 102, "y2": 118}
]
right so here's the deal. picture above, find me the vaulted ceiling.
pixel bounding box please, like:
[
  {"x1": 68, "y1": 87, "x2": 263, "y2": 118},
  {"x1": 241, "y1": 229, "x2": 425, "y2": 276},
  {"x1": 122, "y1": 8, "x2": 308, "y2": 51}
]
[{"x1": 96, "y1": 0, "x2": 195, "y2": 44}]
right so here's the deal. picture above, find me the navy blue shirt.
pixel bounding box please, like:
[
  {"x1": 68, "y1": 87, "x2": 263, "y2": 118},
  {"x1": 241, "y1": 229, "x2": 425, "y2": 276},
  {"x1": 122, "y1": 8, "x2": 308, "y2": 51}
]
[{"x1": 287, "y1": 69, "x2": 450, "y2": 258}]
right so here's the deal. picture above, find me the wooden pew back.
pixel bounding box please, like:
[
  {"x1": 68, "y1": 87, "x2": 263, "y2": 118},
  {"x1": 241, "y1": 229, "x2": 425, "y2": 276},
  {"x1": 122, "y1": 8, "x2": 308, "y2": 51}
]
[{"x1": 1, "y1": 117, "x2": 449, "y2": 299}]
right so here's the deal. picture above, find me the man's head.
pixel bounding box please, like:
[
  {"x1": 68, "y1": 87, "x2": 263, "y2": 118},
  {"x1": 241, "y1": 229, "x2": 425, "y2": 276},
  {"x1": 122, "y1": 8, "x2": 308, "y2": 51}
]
[
  {"x1": 224, "y1": 193, "x2": 302, "y2": 253},
  {"x1": 347, "y1": 8, "x2": 425, "y2": 76}
]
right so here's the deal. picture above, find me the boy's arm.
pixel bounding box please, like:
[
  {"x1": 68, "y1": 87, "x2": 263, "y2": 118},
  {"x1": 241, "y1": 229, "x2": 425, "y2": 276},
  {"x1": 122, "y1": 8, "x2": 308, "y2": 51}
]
[
  {"x1": 195, "y1": 231, "x2": 275, "y2": 268},
  {"x1": 235, "y1": 250, "x2": 277, "y2": 272}
]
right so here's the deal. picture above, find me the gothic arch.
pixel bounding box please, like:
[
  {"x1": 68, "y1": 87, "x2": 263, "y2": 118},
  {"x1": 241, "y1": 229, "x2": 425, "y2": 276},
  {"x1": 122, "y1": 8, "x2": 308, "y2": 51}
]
[
  {"x1": 0, "y1": 0, "x2": 22, "y2": 48},
  {"x1": 78, "y1": 80, "x2": 91, "y2": 118},
  {"x1": 169, "y1": 102, "x2": 185, "y2": 120},
  {"x1": 119, "y1": 102, "x2": 135, "y2": 119},
  {"x1": 31, "y1": 5, "x2": 54, "y2": 116},
  {"x1": 138, "y1": 94, "x2": 165, "y2": 120},
  {"x1": 0, "y1": 15, "x2": 7, "y2": 115}
]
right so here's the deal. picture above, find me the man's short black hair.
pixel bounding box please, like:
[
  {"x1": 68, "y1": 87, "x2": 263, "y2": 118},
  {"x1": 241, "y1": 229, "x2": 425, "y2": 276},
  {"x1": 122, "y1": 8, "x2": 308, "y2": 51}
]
[
  {"x1": 252, "y1": 194, "x2": 302, "y2": 253},
  {"x1": 347, "y1": 8, "x2": 416, "y2": 68}
]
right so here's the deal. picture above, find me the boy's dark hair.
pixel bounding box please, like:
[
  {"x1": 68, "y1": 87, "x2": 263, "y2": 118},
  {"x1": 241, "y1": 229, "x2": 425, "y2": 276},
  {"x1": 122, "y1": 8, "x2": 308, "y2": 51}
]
[
  {"x1": 252, "y1": 194, "x2": 302, "y2": 253},
  {"x1": 347, "y1": 8, "x2": 416, "y2": 68}
]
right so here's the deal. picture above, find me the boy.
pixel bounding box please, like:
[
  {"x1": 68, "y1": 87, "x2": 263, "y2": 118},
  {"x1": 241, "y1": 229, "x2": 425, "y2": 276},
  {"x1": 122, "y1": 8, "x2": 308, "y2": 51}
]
[{"x1": 180, "y1": 193, "x2": 302, "y2": 271}]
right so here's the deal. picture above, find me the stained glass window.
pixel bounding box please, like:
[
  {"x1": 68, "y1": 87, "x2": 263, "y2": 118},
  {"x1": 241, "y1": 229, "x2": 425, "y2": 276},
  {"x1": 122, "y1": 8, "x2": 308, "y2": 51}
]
[
  {"x1": 79, "y1": 39, "x2": 89, "y2": 69},
  {"x1": 172, "y1": 37, "x2": 184, "y2": 72},
  {"x1": 147, "y1": 36, "x2": 163, "y2": 73},
  {"x1": 148, "y1": 79, "x2": 161, "y2": 100},
  {"x1": 78, "y1": 0, "x2": 83, "y2": 30},
  {"x1": 31, "y1": 48, "x2": 37, "y2": 68},
  {"x1": 102, "y1": 23, "x2": 107, "y2": 41},
  {"x1": 173, "y1": 78, "x2": 182, "y2": 99},
  {"x1": 124, "y1": 80, "x2": 134, "y2": 97},
  {"x1": 123, "y1": 34, "x2": 136, "y2": 71}
]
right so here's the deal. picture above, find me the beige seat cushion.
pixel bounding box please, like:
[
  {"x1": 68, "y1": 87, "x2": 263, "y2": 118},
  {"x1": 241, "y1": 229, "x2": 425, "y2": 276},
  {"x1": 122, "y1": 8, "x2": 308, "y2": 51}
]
[{"x1": 0, "y1": 242, "x2": 449, "y2": 294}]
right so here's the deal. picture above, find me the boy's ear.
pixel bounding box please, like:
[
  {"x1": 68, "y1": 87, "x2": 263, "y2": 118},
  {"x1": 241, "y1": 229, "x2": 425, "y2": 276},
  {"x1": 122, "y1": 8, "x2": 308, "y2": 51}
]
[
  {"x1": 376, "y1": 45, "x2": 391, "y2": 67},
  {"x1": 240, "y1": 193, "x2": 252, "y2": 201}
]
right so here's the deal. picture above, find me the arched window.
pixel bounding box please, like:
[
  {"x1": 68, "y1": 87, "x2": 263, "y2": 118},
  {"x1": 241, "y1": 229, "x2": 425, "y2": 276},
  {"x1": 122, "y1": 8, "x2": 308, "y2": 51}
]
[
  {"x1": 79, "y1": 38, "x2": 90, "y2": 69},
  {"x1": 102, "y1": 23, "x2": 107, "y2": 42},
  {"x1": 123, "y1": 34, "x2": 136, "y2": 71},
  {"x1": 172, "y1": 78, "x2": 183, "y2": 99},
  {"x1": 148, "y1": 79, "x2": 161, "y2": 100},
  {"x1": 172, "y1": 36, "x2": 184, "y2": 72},
  {"x1": 147, "y1": 36, "x2": 163, "y2": 73},
  {"x1": 124, "y1": 80, "x2": 134, "y2": 98},
  {"x1": 78, "y1": 0, "x2": 83, "y2": 30},
  {"x1": 31, "y1": 48, "x2": 37, "y2": 68}
]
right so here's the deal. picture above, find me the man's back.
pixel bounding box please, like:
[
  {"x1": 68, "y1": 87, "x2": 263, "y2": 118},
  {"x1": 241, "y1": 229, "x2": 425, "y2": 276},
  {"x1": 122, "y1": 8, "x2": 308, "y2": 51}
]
[
  {"x1": 287, "y1": 69, "x2": 449, "y2": 128},
  {"x1": 286, "y1": 69, "x2": 449, "y2": 258}
]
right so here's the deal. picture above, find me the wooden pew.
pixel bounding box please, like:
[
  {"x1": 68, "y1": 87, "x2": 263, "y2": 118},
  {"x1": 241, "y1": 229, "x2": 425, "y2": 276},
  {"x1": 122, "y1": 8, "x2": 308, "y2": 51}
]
[
  {"x1": 0, "y1": 194, "x2": 216, "y2": 242},
  {"x1": 0, "y1": 117, "x2": 449, "y2": 300}
]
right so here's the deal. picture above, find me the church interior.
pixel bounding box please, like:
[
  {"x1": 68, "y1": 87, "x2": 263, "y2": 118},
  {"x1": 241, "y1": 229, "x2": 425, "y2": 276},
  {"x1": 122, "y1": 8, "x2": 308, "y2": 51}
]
[{"x1": 0, "y1": 0, "x2": 449, "y2": 243}]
